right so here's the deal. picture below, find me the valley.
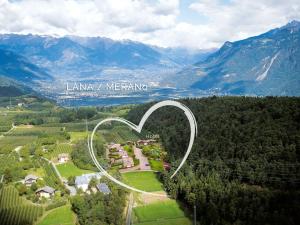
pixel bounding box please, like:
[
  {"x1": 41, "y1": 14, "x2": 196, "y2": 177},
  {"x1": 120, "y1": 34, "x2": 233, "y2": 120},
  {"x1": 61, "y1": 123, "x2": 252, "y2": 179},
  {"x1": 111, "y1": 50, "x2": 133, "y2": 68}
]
[{"x1": 0, "y1": 95, "x2": 191, "y2": 225}]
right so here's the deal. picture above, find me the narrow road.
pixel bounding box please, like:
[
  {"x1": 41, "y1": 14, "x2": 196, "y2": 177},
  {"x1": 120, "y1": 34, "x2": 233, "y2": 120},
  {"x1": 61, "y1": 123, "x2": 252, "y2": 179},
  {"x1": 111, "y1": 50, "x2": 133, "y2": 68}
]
[
  {"x1": 133, "y1": 146, "x2": 151, "y2": 170},
  {"x1": 126, "y1": 192, "x2": 134, "y2": 225},
  {"x1": 14, "y1": 146, "x2": 23, "y2": 161},
  {"x1": 42, "y1": 157, "x2": 77, "y2": 195}
]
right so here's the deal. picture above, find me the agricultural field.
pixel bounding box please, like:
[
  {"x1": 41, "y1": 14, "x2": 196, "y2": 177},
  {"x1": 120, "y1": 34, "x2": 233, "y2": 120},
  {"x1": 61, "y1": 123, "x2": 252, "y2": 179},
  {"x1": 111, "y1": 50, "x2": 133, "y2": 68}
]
[
  {"x1": 133, "y1": 200, "x2": 191, "y2": 225},
  {"x1": 100, "y1": 125, "x2": 140, "y2": 144},
  {"x1": 0, "y1": 186, "x2": 44, "y2": 225},
  {"x1": 122, "y1": 171, "x2": 163, "y2": 192},
  {"x1": 56, "y1": 162, "x2": 93, "y2": 178},
  {"x1": 0, "y1": 136, "x2": 38, "y2": 149},
  {"x1": 46, "y1": 143, "x2": 73, "y2": 160},
  {"x1": 39, "y1": 159, "x2": 61, "y2": 189},
  {"x1": 37, "y1": 205, "x2": 76, "y2": 225},
  {"x1": 69, "y1": 131, "x2": 87, "y2": 143},
  {"x1": 7, "y1": 126, "x2": 62, "y2": 137}
]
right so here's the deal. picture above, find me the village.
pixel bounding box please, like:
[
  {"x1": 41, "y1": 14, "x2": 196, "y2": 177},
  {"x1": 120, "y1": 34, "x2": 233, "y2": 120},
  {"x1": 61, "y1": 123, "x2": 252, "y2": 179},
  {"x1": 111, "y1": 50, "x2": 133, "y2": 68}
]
[{"x1": 19, "y1": 138, "x2": 168, "y2": 202}]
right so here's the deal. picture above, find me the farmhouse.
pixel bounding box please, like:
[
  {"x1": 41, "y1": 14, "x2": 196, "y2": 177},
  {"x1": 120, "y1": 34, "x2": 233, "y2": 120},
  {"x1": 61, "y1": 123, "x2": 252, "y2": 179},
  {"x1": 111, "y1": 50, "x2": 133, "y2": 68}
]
[
  {"x1": 96, "y1": 183, "x2": 111, "y2": 195},
  {"x1": 35, "y1": 186, "x2": 55, "y2": 198},
  {"x1": 58, "y1": 153, "x2": 69, "y2": 163},
  {"x1": 137, "y1": 139, "x2": 156, "y2": 146},
  {"x1": 24, "y1": 174, "x2": 38, "y2": 186},
  {"x1": 75, "y1": 173, "x2": 102, "y2": 192}
]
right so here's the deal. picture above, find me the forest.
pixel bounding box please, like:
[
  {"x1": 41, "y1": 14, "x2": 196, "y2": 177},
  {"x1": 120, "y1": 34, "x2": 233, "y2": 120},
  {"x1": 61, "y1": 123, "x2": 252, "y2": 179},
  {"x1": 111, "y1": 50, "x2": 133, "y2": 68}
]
[{"x1": 127, "y1": 96, "x2": 300, "y2": 225}]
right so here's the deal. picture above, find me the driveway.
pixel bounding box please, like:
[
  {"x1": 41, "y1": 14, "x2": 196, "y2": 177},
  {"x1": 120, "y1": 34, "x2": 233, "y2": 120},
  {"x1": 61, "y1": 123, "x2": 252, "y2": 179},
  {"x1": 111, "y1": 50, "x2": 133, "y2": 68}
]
[{"x1": 133, "y1": 146, "x2": 151, "y2": 170}]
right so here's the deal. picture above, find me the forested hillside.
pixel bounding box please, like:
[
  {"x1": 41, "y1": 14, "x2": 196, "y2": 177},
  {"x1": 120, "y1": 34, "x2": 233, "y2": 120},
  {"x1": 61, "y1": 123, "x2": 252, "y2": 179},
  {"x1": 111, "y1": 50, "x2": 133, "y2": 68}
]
[{"x1": 127, "y1": 96, "x2": 300, "y2": 225}]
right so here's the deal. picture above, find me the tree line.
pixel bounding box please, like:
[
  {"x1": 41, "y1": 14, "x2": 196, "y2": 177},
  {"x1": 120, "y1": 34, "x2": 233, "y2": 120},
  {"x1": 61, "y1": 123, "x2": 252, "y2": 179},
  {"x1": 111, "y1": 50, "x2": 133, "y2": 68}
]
[{"x1": 127, "y1": 96, "x2": 300, "y2": 225}]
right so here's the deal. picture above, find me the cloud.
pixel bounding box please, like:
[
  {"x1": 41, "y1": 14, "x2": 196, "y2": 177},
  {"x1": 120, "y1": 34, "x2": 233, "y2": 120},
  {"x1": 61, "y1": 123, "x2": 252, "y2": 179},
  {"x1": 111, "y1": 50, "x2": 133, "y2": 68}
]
[{"x1": 0, "y1": 0, "x2": 299, "y2": 49}]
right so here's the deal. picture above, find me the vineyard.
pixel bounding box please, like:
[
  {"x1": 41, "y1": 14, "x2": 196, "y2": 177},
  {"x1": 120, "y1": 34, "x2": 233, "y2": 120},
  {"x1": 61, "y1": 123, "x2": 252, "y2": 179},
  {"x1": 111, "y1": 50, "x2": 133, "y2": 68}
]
[
  {"x1": 6, "y1": 126, "x2": 62, "y2": 137},
  {"x1": 0, "y1": 136, "x2": 37, "y2": 149},
  {"x1": 0, "y1": 153, "x2": 18, "y2": 175},
  {"x1": 46, "y1": 143, "x2": 73, "y2": 159},
  {"x1": 101, "y1": 126, "x2": 139, "y2": 143},
  {"x1": 39, "y1": 159, "x2": 61, "y2": 189},
  {"x1": 0, "y1": 186, "x2": 44, "y2": 225}
]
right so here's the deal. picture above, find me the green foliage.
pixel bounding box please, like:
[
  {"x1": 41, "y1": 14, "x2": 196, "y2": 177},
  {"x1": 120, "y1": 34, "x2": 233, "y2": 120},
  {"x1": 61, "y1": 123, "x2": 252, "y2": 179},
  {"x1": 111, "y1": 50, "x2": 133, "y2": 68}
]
[
  {"x1": 0, "y1": 186, "x2": 43, "y2": 225},
  {"x1": 128, "y1": 96, "x2": 300, "y2": 225},
  {"x1": 39, "y1": 159, "x2": 61, "y2": 189},
  {"x1": 70, "y1": 182, "x2": 126, "y2": 225}
]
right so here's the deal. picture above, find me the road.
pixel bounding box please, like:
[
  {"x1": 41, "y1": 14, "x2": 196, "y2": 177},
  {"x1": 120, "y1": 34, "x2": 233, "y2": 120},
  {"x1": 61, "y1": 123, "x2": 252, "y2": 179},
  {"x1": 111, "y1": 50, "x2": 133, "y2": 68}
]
[
  {"x1": 133, "y1": 146, "x2": 151, "y2": 170},
  {"x1": 0, "y1": 123, "x2": 15, "y2": 139},
  {"x1": 126, "y1": 192, "x2": 134, "y2": 225},
  {"x1": 42, "y1": 157, "x2": 77, "y2": 196}
]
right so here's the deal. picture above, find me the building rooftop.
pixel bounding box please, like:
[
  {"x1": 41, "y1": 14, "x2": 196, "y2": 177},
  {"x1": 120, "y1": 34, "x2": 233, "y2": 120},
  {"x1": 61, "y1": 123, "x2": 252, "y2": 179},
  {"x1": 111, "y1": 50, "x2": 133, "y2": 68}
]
[
  {"x1": 58, "y1": 153, "x2": 69, "y2": 158},
  {"x1": 36, "y1": 186, "x2": 55, "y2": 194},
  {"x1": 75, "y1": 173, "x2": 102, "y2": 186},
  {"x1": 96, "y1": 183, "x2": 111, "y2": 194},
  {"x1": 25, "y1": 174, "x2": 38, "y2": 181}
]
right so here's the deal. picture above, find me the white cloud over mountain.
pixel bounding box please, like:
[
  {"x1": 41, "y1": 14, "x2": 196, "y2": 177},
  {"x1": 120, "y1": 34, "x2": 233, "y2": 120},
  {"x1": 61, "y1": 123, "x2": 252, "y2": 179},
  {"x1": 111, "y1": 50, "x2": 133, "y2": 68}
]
[{"x1": 0, "y1": 0, "x2": 299, "y2": 49}]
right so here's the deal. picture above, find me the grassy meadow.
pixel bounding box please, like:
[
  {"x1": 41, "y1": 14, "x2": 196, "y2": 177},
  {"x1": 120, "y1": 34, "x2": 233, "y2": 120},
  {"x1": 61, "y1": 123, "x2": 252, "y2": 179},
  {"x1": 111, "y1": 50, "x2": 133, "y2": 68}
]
[
  {"x1": 122, "y1": 171, "x2": 163, "y2": 192},
  {"x1": 56, "y1": 162, "x2": 94, "y2": 178},
  {"x1": 37, "y1": 205, "x2": 76, "y2": 225},
  {"x1": 133, "y1": 200, "x2": 191, "y2": 225}
]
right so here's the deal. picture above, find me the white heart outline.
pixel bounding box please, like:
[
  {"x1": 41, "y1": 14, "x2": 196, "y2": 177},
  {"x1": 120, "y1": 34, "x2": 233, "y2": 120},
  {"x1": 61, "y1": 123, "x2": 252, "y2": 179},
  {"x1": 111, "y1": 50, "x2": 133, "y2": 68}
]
[{"x1": 88, "y1": 100, "x2": 197, "y2": 196}]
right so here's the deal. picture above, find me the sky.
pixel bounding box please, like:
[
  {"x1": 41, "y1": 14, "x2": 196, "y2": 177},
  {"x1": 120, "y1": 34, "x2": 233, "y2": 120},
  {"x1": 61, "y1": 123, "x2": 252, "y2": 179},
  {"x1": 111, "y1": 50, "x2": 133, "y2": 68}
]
[{"x1": 0, "y1": 0, "x2": 300, "y2": 49}]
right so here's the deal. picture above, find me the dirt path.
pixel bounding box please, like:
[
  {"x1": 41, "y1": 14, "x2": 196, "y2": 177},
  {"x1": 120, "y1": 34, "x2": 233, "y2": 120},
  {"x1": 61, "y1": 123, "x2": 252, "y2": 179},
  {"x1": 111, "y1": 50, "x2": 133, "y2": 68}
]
[
  {"x1": 139, "y1": 191, "x2": 169, "y2": 204},
  {"x1": 126, "y1": 192, "x2": 134, "y2": 225}
]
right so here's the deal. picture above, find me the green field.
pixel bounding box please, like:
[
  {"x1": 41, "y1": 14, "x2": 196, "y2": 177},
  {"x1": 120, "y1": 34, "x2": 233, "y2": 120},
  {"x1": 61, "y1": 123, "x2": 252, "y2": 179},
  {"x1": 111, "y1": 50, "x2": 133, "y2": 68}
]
[
  {"x1": 122, "y1": 171, "x2": 163, "y2": 192},
  {"x1": 56, "y1": 162, "x2": 93, "y2": 178},
  {"x1": 0, "y1": 186, "x2": 44, "y2": 225},
  {"x1": 37, "y1": 205, "x2": 75, "y2": 225},
  {"x1": 133, "y1": 200, "x2": 191, "y2": 225},
  {"x1": 149, "y1": 160, "x2": 164, "y2": 172}
]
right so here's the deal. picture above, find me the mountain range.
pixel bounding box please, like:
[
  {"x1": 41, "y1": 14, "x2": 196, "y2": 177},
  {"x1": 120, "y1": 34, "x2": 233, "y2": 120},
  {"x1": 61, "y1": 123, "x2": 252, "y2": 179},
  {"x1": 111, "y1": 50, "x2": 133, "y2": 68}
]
[
  {"x1": 0, "y1": 21, "x2": 299, "y2": 100},
  {"x1": 175, "y1": 20, "x2": 300, "y2": 96}
]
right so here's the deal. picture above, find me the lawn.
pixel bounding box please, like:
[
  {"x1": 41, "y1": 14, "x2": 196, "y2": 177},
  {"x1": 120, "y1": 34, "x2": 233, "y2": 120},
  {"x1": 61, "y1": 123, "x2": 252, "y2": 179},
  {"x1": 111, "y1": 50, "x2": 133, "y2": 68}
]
[
  {"x1": 37, "y1": 205, "x2": 76, "y2": 225},
  {"x1": 133, "y1": 200, "x2": 191, "y2": 225},
  {"x1": 122, "y1": 171, "x2": 163, "y2": 192},
  {"x1": 149, "y1": 159, "x2": 164, "y2": 172},
  {"x1": 56, "y1": 161, "x2": 93, "y2": 178}
]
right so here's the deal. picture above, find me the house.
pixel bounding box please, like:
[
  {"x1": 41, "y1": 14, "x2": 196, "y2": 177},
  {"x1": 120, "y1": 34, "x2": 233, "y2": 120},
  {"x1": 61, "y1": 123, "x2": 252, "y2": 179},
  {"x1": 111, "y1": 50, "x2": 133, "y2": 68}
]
[
  {"x1": 96, "y1": 183, "x2": 111, "y2": 195},
  {"x1": 108, "y1": 143, "x2": 122, "y2": 151},
  {"x1": 58, "y1": 153, "x2": 69, "y2": 163},
  {"x1": 118, "y1": 150, "x2": 128, "y2": 158},
  {"x1": 137, "y1": 139, "x2": 156, "y2": 146},
  {"x1": 35, "y1": 186, "x2": 55, "y2": 198},
  {"x1": 75, "y1": 173, "x2": 102, "y2": 192},
  {"x1": 24, "y1": 174, "x2": 38, "y2": 186},
  {"x1": 123, "y1": 157, "x2": 134, "y2": 168}
]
